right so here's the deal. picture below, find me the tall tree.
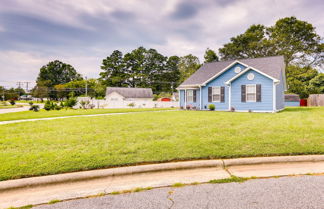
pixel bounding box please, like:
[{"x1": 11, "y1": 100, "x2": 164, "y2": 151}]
[
  {"x1": 219, "y1": 17, "x2": 323, "y2": 67},
  {"x1": 36, "y1": 60, "x2": 82, "y2": 87},
  {"x1": 100, "y1": 47, "x2": 180, "y2": 93},
  {"x1": 178, "y1": 54, "x2": 201, "y2": 84},
  {"x1": 269, "y1": 17, "x2": 323, "y2": 66},
  {"x1": 204, "y1": 48, "x2": 219, "y2": 63},
  {"x1": 219, "y1": 24, "x2": 274, "y2": 60},
  {"x1": 308, "y1": 73, "x2": 324, "y2": 94},
  {"x1": 100, "y1": 50, "x2": 127, "y2": 87}
]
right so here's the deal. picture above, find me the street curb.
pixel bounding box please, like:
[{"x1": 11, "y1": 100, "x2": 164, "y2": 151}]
[{"x1": 0, "y1": 155, "x2": 323, "y2": 192}]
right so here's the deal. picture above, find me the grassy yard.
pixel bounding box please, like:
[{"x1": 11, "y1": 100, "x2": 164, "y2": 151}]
[
  {"x1": 0, "y1": 105, "x2": 22, "y2": 109},
  {"x1": 0, "y1": 107, "x2": 323, "y2": 181},
  {"x1": 0, "y1": 108, "x2": 173, "y2": 121}
]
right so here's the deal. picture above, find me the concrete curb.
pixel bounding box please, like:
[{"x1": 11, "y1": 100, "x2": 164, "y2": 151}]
[{"x1": 0, "y1": 155, "x2": 323, "y2": 192}]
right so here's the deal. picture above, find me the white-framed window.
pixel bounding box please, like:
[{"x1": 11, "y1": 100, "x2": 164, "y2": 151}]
[
  {"x1": 187, "y1": 90, "x2": 194, "y2": 103},
  {"x1": 246, "y1": 84, "x2": 256, "y2": 102},
  {"x1": 212, "y1": 86, "x2": 221, "y2": 102}
]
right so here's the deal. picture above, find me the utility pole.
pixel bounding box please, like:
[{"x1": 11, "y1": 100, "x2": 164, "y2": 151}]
[
  {"x1": 25, "y1": 82, "x2": 31, "y2": 92},
  {"x1": 17, "y1": 82, "x2": 23, "y2": 89},
  {"x1": 85, "y1": 76, "x2": 88, "y2": 97}
]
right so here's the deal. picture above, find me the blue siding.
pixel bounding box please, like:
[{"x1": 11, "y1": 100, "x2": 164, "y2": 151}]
[
  {"x1": 201, "y1": 63, "x2": 246, "y2": 110},
  {"x1": 276, "y1": 70, "x2": 285, "y2": 110},
  {"x1": 179, "y1": 89, "x2": 200, "y2": 109},
  {"x1": 231, "y1": 69, "x2": 273, "y2": 111},
  {"x1": 285, "y1": 101, "x2": 300, "y2": 107}
]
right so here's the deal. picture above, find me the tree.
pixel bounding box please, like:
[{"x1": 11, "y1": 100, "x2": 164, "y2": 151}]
[
  {"x1": 204, "y1": 48, "x2": 219, "y2": 63},
  {"x1": 286, "y1": 65, "x2": 318, "y2": 99},
  {"x1": 178, "y1": 54, "x2": 201, "y2": 84},
  {"x1": 269, "y1": 17, "x2": 323, "y2": 66},
  {"x1": 219, "y1": 24, "x2": 274, "y2": 60},
  {"x1": 37, "y1": 60, "x2": 82, "y2": 87},
  {"x1": 100, "y1": 47, "x2": 181, "y2": 93},
  {"x1": 100, "y1": 50, "x2": 127, "y2": 87},
  {"x1": 219, "y1": 17, "x2": 323, "y2": 67},
  {"x1": 308, "y1": 73, "x2": 324, "y2": 94}
]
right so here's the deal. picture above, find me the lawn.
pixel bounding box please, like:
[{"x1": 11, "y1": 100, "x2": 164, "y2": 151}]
[
  {"x1": 0, "y1": 108, "x2": 173, "y2": 122},
  {"x1": 0, "y1": 107, "x2": 323, "y2": 181},
  {"x1": 0, "y1": 105, "x2": 22, "y2": 109}
]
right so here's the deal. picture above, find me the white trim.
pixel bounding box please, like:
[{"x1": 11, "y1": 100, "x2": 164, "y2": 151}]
[
  {"x1": 246, "y1": 84, "x2": 257, "y2": 102},
  {"x1": 177, "y1": 87, "x2": 199, "y2": 90},
  {"x1": 228, "y1": 84, "x2": 231, "y2": 110},
  {"x1": 211, "y1": 86, "x2": 221, "y2": 102},
  {"x1": 199, "y1": 86, "x2": 202, "y2": 110},
  {"x1": 225, "y1": 67, "x2": 280, "y2": 85},
  {"x1": 273, "y1": 81, "x2": 278, "y2": 112},
  {"x1": 184, "y1": 89, "x2": 187, "y2": 108},
  {"x1": 202, "y1": 60, "x2": 248, "y2": 86}
]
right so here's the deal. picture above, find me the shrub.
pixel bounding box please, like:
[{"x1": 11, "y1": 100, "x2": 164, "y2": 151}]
[
  {"x1": 208, "y1": 104, "x2": 215, "y2": 111},
  {"x1": 54, "y1": 105, "x2": 62, "y2": 110},
  {"x1": 29, "y1": 105, "x2": 40, "y2": 112},
  {"x1": 65, "y1": 97, "x2": 77, "y2": 108},
  {"x1": 44, "y1": 101, "x2": 52, "y2": 111},
  {"x1": 9, "y1": 99, "x2": 15, "y2": 105},
  {"x1": 128, "y1": 102, "x2": 135, "y2": 107},
  {"x1": 29, "y1": 101, "x2": 34, "y2": 106}
]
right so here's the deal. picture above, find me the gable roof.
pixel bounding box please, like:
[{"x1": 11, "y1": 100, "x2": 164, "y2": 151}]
[
  {"x1": 179, "y1": 56, "x2": 285, "y2": 87},
  {"x1": 106, "y1": 87, "x2": 153, "y2": 98}
]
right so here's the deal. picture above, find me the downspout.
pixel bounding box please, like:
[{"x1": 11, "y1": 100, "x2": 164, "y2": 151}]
[
  {"x1": 228, "y1": 84, "x2": 231, "y2": 111},
  {"x1": 184, "y1": 89, "x2": 187, "y2": 108}
]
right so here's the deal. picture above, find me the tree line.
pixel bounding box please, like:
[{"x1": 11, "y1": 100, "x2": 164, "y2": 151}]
[{"x1": 1, "y1": 16, "x2": 322, "y2": 101}]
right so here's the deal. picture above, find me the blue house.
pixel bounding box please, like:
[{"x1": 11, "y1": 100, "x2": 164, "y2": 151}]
[{"x1": 177, "y1": 56, "x2": 286, "y2": 112}]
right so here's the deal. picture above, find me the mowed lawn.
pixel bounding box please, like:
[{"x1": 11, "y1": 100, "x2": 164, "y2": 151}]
[
  {"x1": 0, "y1": 108, "x2": 173, "y2": 121},
  {"x1": 0, "y1": 107, "x2": 323, "y2": 181}
]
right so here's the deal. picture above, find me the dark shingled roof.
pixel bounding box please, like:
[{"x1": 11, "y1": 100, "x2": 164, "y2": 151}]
[
  {"x1": 285, "y1": 94, "x2": 300, "y2": 102},
  {"x1": 106, "y1": 87, "x2": 153, "y2": 98},
  {"x1": 179, "y1": 56, "x2": 285, "y2": 87}
]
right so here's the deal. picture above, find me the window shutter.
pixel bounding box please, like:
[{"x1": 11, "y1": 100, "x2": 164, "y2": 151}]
[
  {"x1": 241, "y1": 85, "x2": 246, "y2": 102},
  {"x1": 221, "y1": 86, "x2": 225, "y2": 103},
  {"x1": 193, "y1": 90, "x2": 196, "y2": 103},
  {"x1": 256, "y1": 84, "x2": 261, "y2": 102},
  {"x1": 208, "y1": 87, "x2": 212, "y2": 102}
]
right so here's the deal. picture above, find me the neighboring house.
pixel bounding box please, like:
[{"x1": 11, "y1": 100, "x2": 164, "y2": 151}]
[
  {"x1": 106, "y1": 87, "x2": 153, "y2": 101},
  {"x1": 284, "y1": 94, "x2": 300, "y2": 107},
  {"x1": 177, "y1": 56, "x2": 286, "y2": 112}
]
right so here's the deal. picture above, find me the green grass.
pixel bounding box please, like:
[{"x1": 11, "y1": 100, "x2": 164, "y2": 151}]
[
  {"x1": 0, "y1": 107, "x2": 323, "y2": 181},
  {"x1": 0, "y1": 105, "x2": 22, "y2": 109},
  {"x1": 209, "y1": 176, "x2": 248, "y2": 184},
  {"x1": 0, "y1": 108, "x2": 173, "y2": 122}
]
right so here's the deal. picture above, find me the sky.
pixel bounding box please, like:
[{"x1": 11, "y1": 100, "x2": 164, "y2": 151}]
[{"x1": 0, "y1": 0, "x2": 323, "y2": 89}]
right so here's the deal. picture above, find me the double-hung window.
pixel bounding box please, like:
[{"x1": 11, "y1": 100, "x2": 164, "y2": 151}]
[
  {"x1": 186, "y1": 90, "x2": 194, "y2": 103},
  {"x1": 246, "y1": 84, "x2": 256, "y2": 102},
  {"x1": 212, "y1": 86, "x2": 221, "y2": 102}
]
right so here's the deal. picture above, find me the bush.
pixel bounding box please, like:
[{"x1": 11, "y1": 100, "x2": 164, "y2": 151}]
[
  {"x1": 128, "y1": 102, "x2": 135, "y2": 107},
  {"x1": 44, "y1": 101, "x2": 52, "y2": 111},
  {"x1": 208, "y1": 104, "x2": 215, "y2": 111},
  {"x1": 65, "y1": 97, "x2": 77, "y2": 108},
  {"x1": 54, "y1": 105, "x2": 62, "y2": 110},
  {"x1": 29, "y1": 105, "x2": 40, "y2": 112},
  {"x1": 29, "y1": 101, "x2": 34, "y2": 106},
  {"x1": 9, "y1": 99, "x2": 15, "y2": 105}
]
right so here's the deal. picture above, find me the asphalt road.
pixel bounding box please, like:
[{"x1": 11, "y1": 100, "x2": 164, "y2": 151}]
[{"x1": 35, "y1": 175, "x2": 324, "y2": 209}]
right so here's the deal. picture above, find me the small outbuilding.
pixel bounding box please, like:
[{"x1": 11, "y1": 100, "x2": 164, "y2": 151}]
[
  {"x1": 284, "y1": 94, "x2": 300, "y2": 107},
  {"x1": 106, "y1": 87, "x2": 153, "y2": 101}
]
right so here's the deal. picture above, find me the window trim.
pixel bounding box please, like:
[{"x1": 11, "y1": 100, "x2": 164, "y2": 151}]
[
  {"x1": 246, "y1": 84, "x2": 256, "y2": 102},
  {"x1": 187, "y1": 90, "x2": 194, "y2": 103},
  {"x1": 212, "y1": 86, "x2": 221, "y2": 102}
]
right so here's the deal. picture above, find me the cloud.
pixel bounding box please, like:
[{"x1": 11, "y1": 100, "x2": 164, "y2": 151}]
[{"x1": 0, "y1": 0, "x2": 323, "y2": 88}]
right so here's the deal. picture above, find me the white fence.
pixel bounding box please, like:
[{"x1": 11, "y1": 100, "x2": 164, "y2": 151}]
[{"x1": 76, "y1": 98, "x2": 179, "y2": 109}]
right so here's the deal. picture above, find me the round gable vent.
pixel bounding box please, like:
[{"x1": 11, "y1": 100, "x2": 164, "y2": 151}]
[
  {"x1": 247, "y1": 73, "x2": 255, "y2": 80},
  {"x1": 234, "y1": 66, "x2": 241, "y2": 73}
]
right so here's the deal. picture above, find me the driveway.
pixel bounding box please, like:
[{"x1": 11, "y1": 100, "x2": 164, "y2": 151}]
[
  {"x1": 0, "y1": 103, "x2": 44, "y2": 114},
  {"x1": 35, "y1": 175, "x2": 324, "y2": 209}
]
